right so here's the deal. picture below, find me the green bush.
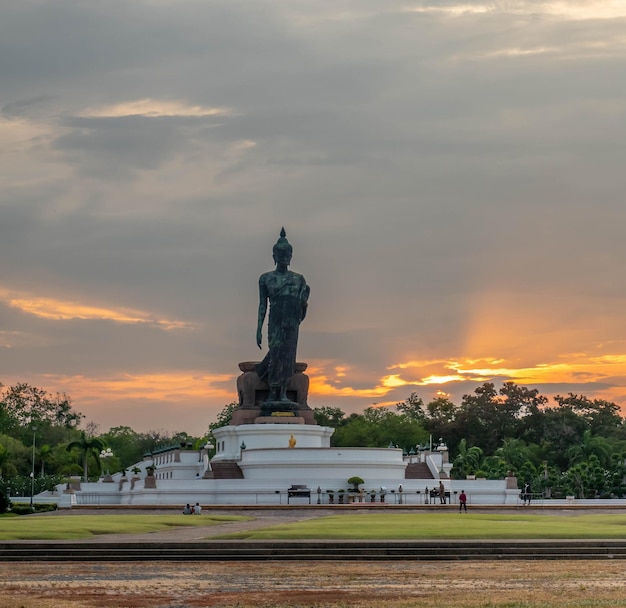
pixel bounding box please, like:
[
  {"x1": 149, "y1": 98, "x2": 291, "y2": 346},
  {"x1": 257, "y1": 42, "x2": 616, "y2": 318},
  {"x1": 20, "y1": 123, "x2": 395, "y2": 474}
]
[
  {"x1": 10, "y1": 503, "x2": 57, "y2": 515},
  {"x1": 347, "y1": 476, "x2": 365, "y2": 489}
]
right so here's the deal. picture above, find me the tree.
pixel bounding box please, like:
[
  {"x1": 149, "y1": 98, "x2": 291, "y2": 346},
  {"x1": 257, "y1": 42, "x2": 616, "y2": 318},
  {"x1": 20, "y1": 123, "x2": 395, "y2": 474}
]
[
  {"x1": 313, "y1": 406, "x2": 346, "y2": 428},
  {"x1": 395, "y1": 393, "x2": 425, "y2": 421},
  {"x1": 565, "y1": 429, "x2": 612, "y2": 468},
  {"x1": 554, "y1": 394, "x2": 622, "y2": 436},
  {"x1": 479, "y1": 455, "x2": 508, "y2": 480},
  {"x1": 208, "y1": 402, "x2": 238, "y2": 435},
  {"x1": 100, "y1": 426, "x2": 141, "y2": 469},
  {"x1": 422, "y1": 396, "x2": 458, "y2": 449},
  {"x1": 0, "y1": 443, "x2": 8, "y2": 479},
  {"x1": 0, "y1": 434, "x2": 28, "y2": 477},
  {"x1": 0, "y1": 478, "x2": 9, "y2": 513},
  {"x1": 499, "y1": 382, "x2": 548, "y2": 418},
  {"x1": 66, "y1": 432, "x2": 105, "y2": 481},
  {"x1": 0, "y1": 383, "x2": 83, "y2": 431},
  {"x1": 564, "y1": 455, "x2": 610, "y2": 499},
  {"x1": 451, "y1": 439, "x2": 483, "y2": 478},
  {"x1": 456, "y1": 383, "x2": 513, "y2": 453},
  {"x1": 38, "y1": 444, "x2": 52, "y2": 477},
  {"x1": 536, "y1": 404, "x2": 588, "y2": 470},
  {"x1": 495, "y1": 437, "x2": 541, "y2": 472},
  {"x1": 333, "y1": 407, "x2": 428, "y2": 451}
]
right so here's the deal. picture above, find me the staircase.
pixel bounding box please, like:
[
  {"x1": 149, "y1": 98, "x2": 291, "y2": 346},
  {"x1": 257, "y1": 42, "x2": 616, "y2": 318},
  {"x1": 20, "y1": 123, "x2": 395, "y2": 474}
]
[
  {"x1": 210, "y1": 460, "x2": 244, "y2": 479},
  {"x1": 405, "y1": 462, "x2": 434, "y2": 479}
]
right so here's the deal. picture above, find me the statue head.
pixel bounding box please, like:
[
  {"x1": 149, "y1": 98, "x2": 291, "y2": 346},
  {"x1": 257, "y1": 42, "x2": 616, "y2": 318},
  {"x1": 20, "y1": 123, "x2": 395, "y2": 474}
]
[{"x1": 272, "y1": 227, "x2": 293, "y2": 266}]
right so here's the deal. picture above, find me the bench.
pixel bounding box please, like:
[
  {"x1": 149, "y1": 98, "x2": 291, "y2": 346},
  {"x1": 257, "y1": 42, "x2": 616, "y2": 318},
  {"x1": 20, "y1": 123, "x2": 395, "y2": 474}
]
[
  {"x1": 287, "y1": 484, "x2": 311, "y2": 504},
  {"x1": 429, "y1": 489, "x2": 451, "y2": 504}
]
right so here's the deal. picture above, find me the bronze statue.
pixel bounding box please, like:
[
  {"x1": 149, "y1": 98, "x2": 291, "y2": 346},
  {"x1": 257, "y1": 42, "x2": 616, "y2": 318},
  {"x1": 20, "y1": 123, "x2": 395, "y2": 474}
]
[{"x1": 256, "y1": 228, "x2": 310, "y2": 405}]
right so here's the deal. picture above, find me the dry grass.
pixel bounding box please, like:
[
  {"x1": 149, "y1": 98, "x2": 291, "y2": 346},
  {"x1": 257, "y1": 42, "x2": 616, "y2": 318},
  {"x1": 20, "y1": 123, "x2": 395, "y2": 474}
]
[{"x1": 2, "y1": 560, "x2": 626, "y2": 607}]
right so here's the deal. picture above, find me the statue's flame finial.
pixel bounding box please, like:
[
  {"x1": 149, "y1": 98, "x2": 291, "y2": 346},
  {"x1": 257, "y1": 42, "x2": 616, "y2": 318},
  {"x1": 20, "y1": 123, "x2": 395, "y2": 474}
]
[{"x1": 273, "y1": 227, "x2": 291, "y2": 253}]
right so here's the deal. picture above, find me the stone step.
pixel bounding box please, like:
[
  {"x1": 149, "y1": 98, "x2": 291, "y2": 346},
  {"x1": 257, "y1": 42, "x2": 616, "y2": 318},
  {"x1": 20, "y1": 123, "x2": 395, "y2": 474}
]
[
  {"x1": 405, "y1": 462, "x2": 434, "y2": 479},
  {"x1": 210, "y1": 460, "x2": 244, "y2": 479},
  {"x1": 2, "y1": 541, "x2": 626, "y2": 561}
]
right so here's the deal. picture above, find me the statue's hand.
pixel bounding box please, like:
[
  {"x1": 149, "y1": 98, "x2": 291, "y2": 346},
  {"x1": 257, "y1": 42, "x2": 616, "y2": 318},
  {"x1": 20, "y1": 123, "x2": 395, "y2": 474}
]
[{"x1": 256, "y1": 328, "x2": 262, "y2": 349}]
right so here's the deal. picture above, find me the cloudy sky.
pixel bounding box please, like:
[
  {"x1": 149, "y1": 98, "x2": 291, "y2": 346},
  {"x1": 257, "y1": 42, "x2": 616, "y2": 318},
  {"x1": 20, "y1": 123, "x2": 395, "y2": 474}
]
[{"x1": 2, "y1": 0, "x2": 626, "y2": 434}]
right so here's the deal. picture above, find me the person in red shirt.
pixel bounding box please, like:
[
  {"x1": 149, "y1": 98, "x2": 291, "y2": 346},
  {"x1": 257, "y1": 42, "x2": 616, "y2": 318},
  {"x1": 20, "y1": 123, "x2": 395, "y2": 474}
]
[{"x1": 459, "y1": 490, "x2": 467, "y2": 512}]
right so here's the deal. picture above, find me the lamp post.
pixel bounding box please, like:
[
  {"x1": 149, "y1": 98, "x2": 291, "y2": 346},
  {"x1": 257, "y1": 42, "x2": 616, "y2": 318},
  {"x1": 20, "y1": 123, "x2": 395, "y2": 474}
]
[
  {"x1": 30, "y1": 426, "x2": 37, "y2": 511},
  {"x1": 100, "y1": 448, "x2": 114, "y2": 481},
  {"x1": 201, "y1": 441, "x2": 214, "y2": 477}
]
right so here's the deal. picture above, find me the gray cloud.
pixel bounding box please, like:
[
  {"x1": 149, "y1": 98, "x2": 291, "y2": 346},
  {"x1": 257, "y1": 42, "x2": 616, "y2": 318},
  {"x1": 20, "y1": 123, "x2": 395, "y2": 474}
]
[{"x1": 1, "y1": 0, "x2": 626, "y2": 430}]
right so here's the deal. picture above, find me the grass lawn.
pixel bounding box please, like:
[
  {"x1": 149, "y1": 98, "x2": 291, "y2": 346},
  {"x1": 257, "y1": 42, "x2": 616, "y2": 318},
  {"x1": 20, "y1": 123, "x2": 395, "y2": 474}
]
[
  {"x1": 3, "y1": 511, "x2": 626, "y2": 542},
  {"x1": 213, "y1": 512, "x2": 626, "y2": 540},
  {"x1": 0, "y1": 514, "x2": 252, "y2": 540}
]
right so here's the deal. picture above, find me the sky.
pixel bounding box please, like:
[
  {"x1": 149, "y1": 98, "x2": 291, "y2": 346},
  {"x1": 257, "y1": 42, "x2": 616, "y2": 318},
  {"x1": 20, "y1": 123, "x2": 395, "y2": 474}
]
[{"x1": 2, "y1": 0, "x2": 626, "y2": 435}]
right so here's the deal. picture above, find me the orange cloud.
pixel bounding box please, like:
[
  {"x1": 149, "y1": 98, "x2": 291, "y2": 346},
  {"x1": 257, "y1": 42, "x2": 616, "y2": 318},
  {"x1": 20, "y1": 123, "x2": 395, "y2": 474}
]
[
  {"x1": 42, "y1": 372, "x2": 234, "y2": 404},
  {"x1": 0, "y1": 288, "x2": 192, "y2": 330},
  {"x1": 304, "y1": 349, "x2": 626, "y2": 407},
  {"x1": 306, "y1": 363, "x2": 390, "y2": 398},
  {"x1": 385, "y1": 353, "x2": 626, "y2": 392}
]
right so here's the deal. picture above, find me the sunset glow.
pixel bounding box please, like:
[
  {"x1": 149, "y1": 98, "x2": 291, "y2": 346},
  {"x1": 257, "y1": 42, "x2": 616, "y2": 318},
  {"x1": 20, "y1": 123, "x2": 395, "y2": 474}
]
[
  {"x1": 43, "y1": 372, "x2": 233, "y2": 404},
  {"x1": 2, "y1": 0, "x2": 625, "y2": 432},
  {"x1": 1, "y1": 289, "x2": 192, "y2": 330}
]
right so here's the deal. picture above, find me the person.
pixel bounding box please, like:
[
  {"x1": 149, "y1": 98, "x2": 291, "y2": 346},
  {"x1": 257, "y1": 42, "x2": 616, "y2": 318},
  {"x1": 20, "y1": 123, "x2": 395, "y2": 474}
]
[
  {"x1": 256, "y1": 228, "x2": 310, "y2": 404},
  {"x1": 459, "y1": 489, "x2": 467, "y2": 512},
  {"x1": 439, "y1": 481, "x2": 446, "y2": 504},
  {"x1": 182, "y1": 504, "x2": 192, "y2": 514},
  {"x1": 194, "y1": 502, "x2": 202, "y2": 515},
  {"x1": 523, "y1": 482, "x2": 531, "y2": 506}
]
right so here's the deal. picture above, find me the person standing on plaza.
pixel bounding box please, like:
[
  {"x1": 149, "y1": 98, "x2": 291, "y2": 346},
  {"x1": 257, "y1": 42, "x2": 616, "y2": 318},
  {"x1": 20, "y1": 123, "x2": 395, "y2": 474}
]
[
  {"x1": 459, "y1": 489, "x2": 467, "y2": 512},
  {"x1": 523, "y1": 482, "x2": 531, "y2": 505}
]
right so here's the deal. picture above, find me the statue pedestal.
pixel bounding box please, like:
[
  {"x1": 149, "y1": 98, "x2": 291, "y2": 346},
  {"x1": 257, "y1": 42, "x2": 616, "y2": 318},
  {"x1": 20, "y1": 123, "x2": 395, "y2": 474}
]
[
  {"x1": 231, "y1": 361, "x2": 316, "y2": 425},
  {"x1": 255, "y1": 416, "x2": 305, "y2": 424}
]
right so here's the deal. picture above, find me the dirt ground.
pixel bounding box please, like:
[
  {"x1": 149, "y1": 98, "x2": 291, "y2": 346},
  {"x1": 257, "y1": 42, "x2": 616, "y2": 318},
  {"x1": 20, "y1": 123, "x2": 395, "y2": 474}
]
[{"x1": 2, "y1": 560, "x2": 626, "y2": 608}]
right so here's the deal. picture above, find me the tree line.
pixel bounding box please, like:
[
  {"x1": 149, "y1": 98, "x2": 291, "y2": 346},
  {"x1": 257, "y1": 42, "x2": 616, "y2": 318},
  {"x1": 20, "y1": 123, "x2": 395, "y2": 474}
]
[
  {"x1": 314, "y1": 382, "x2": 626, "y2": 499},
  {"x1": 0, "y1": 382, "x2": 202, "y2": 511},
  {"x1": 2, "y1": 379, "x2": 626, "y2": 512}
]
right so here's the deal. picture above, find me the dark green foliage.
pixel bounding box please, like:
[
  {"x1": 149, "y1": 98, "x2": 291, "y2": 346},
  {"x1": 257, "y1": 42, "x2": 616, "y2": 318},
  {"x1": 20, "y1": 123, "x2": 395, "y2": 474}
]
[
  {"x1": 0, "y1": 479, "x2": 9, "y2": 513},
  {"x1": 422, "y1": 396, "x2": 458, "y2": 445},
  {"x1": 0, "y1": 383, "x2": 83, "y2": 434},
  {"x1": 66, "y1": 432, "x2": 106, "y2": 481},
  {"x1": 347, "y1": 476, "x2": 365, "y2": 489},
  {"x1": 395, "y1": 393, "x2": 425, "y2": 421},
  {"x1": 208, "y1": 402, "x2": 238, "y2": 434},
  {"x1": 313, "y1": 406, "x2": 346, "y2": 427},
  {"x1": 2, "y1": 378, "x2": 626, "y2": 503},
  {"x1": 10, "y1": 502, "x2": 57, "y2": 515},
  {"x1": 332, "y1": 406, "x2": 428, "y2": 451}
]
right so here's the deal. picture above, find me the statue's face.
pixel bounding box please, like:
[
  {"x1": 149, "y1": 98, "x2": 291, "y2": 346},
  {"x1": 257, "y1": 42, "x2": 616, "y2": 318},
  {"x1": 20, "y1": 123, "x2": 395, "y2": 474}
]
[{"x1": 273, "y1": 247, "x2": 292, "y2": 266}]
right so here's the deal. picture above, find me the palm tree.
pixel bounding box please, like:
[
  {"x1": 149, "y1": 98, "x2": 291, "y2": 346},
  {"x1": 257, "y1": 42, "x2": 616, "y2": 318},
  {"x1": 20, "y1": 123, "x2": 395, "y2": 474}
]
[
  {"x1": 66, "y1": 432, "x2": 105, "y2": 481},
  {"x1": 38, "y1": 444, "x2": 51, "y2": 477},
  {"x1": 566, "y1": 430, "x2": 611, "y2": 468},
  {"x1": 495, "y1": 437, "x2": 536, "y2": 471},
  {"x1": 452, "y1": 438, "x2": 483, "y2": 478}
]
